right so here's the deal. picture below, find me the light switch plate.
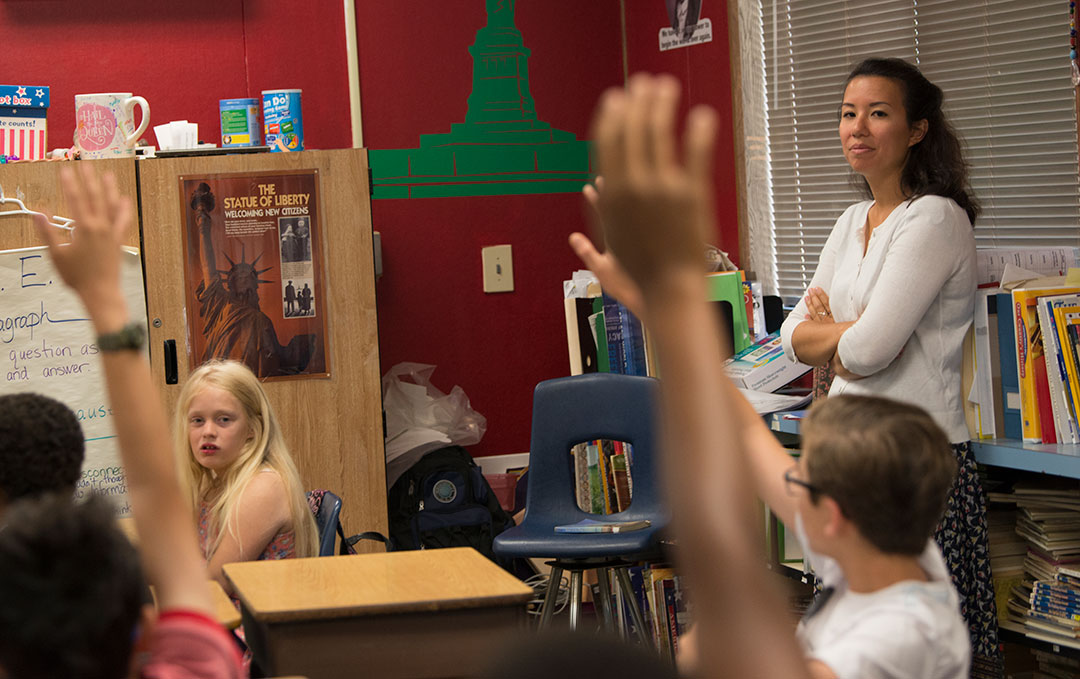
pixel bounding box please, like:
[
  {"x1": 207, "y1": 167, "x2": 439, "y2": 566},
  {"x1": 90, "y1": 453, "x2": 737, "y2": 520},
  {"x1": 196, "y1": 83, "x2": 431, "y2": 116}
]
[{"x1": 482, "y1": 244, "x2": 514, "y2": 293}]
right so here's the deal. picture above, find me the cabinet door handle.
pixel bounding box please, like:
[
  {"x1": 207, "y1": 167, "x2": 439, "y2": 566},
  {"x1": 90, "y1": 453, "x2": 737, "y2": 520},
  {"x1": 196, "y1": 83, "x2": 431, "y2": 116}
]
[{"x1": 164, "y1": 339, "x2": 178, "y2": 385}]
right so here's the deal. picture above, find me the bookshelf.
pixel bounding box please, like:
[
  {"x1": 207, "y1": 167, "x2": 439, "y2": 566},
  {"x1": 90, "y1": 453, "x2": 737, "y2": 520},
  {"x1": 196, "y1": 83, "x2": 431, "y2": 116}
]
[
  {"x1": 970, "y1": 440, "x2": 1080, "y2": 480},
  {"x1": 769, "y1": 411, "x2": 1080, "y2": 480},
  {"x1": 998, "y1": 624, "x2": 1080, "y2": 660}
]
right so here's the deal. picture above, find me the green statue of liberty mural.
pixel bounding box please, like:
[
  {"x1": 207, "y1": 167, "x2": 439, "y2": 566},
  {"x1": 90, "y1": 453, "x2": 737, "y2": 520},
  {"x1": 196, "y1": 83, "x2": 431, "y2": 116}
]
[
  {"x1": 369, "y1": 0, "x2": 592, "y2": 199},
  {"x1": 485, "y1": 0, "x2": 515, "y2": 26}
]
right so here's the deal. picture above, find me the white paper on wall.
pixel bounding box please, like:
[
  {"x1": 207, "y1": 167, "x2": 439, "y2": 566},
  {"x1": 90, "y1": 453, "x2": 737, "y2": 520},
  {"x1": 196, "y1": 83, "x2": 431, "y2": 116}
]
[{"x1": 0, "y1": 245, "x2": 147, "y2": 515}]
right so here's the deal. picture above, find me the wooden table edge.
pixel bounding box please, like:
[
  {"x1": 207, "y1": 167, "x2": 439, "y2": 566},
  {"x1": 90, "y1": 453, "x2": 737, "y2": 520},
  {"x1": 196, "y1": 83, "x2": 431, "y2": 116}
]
[{"x1": 233, "y1": 589, "x2": 534, "y2": 623}]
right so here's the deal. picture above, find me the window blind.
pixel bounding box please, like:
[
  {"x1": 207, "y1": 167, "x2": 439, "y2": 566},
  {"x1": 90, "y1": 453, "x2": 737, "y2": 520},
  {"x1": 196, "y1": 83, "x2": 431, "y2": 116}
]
[{"x1": 760, "y1": 0, "x2": 1080, "y2": 301}]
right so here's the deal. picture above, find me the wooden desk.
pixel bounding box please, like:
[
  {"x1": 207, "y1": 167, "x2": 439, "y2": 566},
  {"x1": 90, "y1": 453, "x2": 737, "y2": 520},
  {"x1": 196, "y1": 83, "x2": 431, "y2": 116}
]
[{"x1": 223, "y1": 548, "x2": 534, "y2": 679}]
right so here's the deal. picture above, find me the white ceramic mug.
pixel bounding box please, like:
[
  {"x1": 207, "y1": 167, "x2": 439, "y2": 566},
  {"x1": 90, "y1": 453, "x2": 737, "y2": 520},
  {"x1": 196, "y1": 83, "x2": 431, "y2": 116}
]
[{"x1": 74, "y1": 92, "x2": 150, "y2": 159}]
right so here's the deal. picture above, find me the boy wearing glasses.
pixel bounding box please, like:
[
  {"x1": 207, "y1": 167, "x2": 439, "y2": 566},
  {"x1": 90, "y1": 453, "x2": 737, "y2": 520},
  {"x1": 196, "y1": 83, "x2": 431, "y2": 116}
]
[
  {"x1": 670, "y1": 385, "x2": 968, "y2": 678},
  {"x1": 572, "y1": 73, "x2": 970, "y2": 679},
  {"x1": 774, "y1": 395, "x2": 966, "y2": 678}
]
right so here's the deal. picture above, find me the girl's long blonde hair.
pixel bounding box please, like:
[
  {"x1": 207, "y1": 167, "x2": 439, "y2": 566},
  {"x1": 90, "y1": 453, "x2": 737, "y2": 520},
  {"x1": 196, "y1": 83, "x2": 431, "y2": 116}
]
[{"x1": 175, "y1": 359, "x2": 318, "y2": 560}]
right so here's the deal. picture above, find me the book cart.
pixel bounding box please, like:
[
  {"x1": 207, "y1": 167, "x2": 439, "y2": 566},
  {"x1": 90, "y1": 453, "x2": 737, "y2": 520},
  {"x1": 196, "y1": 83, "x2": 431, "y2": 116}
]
[{"x1": 768, "y1": 412, "x2": 1080, "y2": 662}]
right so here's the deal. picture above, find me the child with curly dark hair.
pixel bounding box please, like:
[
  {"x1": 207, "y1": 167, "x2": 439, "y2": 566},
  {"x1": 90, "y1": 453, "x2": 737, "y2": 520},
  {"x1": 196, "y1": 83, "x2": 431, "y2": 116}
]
[{"x1": 0, "y1": 392, "x2": 84, "y2": 511}]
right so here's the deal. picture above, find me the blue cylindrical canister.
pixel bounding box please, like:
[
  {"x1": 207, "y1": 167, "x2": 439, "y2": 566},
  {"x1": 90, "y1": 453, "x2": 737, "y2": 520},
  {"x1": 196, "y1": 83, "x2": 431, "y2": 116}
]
[
  {"x1": 219, "y1": 98, "x2": 261, "y2": 147},
  {"x1": 262, "y1": 89, "x2": 304, "y2": 152}
]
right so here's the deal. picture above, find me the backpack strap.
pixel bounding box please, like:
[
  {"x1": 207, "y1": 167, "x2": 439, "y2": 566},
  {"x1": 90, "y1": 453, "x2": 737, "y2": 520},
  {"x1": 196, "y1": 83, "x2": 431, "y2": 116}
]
[{"x1": 342, "y1": 527, "x2": 394, "y2": 554}]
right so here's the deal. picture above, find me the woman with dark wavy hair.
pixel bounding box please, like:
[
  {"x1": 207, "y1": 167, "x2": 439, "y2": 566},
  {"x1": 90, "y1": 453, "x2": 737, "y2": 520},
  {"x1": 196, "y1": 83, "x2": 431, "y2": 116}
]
[{"x1": 779, "y1": 57, "x2": 1000, "y2": 676}]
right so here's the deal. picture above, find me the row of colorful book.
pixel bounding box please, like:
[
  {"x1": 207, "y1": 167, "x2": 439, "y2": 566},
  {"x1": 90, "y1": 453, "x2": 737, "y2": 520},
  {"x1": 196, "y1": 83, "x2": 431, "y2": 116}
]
[
  {"x1": 974, "y1": 281, "x2": 1080, "y2": 444},
  {"x1": 563, "y1": 269, "x2": 761, "y2": 379},
  {"x1": 572, "y1": 438, "x2": 633, "y2": 515},
  {"x1": 564, "y1": 270, "x2": 811, "y2": 414},
  {"x1": 611, "y1": 564, "x2": 690, "y2": 660},
  {"x1": 969, "y1": 248, "x2": 1080, "y2": 443}
]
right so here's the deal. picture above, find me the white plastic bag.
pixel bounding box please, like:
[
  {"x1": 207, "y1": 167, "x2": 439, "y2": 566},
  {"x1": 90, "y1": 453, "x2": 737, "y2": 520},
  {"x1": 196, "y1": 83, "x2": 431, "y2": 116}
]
[
  {"x1": 382, "y1": 363, "x2": 487, "y2": 487},
  {"x1": 382, "y1": 362, "x2": 487, "y2": 450}
]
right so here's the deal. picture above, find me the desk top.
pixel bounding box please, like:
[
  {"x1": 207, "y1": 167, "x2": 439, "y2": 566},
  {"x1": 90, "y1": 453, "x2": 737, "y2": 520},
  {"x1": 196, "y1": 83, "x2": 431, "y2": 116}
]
[{"x1": 223, "y1": 547, "x2": 533, "y2": 623}]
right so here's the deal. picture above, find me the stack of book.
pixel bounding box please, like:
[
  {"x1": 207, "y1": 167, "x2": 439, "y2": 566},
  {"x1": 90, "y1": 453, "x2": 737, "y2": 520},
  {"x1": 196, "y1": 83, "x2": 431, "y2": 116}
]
[
  {"x1": 725, "y1": 331, "x2": 811, "y2": 394},
  {"x1": 1032, "y1": 649, "x2": 1080, "y2": 677},
  {"x1": 997, "y1": 482, "x2": 1080, "y2": 649},
  {"x1": 986, "y1": 504, "x2": 1026, "y2": 622},
  {"x1": 1023, "y1": 573, "x2": 1080, "y2": 647}
]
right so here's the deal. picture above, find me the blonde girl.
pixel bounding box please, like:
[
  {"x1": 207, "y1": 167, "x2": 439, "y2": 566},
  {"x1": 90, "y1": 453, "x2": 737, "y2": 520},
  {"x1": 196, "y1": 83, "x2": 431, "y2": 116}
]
[{"x1": 175, "y1": 359, "x2": 318, "y2": 592}]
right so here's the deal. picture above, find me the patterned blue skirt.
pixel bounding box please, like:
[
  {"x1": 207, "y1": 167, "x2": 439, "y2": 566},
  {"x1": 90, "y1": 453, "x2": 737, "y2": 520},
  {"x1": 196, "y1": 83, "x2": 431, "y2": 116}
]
[{"x1": 934, "y1": 442, "x2": 1002, "y2": 679}]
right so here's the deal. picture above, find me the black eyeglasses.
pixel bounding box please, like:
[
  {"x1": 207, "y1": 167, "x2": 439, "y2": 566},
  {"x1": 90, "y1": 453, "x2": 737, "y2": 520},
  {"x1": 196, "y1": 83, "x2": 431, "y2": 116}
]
[{"x1": 783, "y1": 465, "x2": 824, "y2": 497}]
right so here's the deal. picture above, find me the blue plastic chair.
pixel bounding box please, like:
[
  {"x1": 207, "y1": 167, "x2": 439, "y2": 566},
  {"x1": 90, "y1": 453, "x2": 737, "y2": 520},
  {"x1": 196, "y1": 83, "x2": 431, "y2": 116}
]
[
  {"x1": 493, "y1": 373, "x2": 667, "y2": 637},
  {"x1": 310, "y1": 490, "x2": 343, "y2": 557}
]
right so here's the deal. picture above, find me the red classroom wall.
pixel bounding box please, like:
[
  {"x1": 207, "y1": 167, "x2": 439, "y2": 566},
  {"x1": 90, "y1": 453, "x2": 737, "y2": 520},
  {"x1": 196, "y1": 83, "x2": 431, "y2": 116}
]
[
  {"x1": 623, "y1": 0, "x2": 741, "y2": 259},
  {"x1": 0, "y1": 1, "x2": 352, "y2": 151},
  {"x1": 2, "y1": 0, "x2": 739, "y2": 460}
]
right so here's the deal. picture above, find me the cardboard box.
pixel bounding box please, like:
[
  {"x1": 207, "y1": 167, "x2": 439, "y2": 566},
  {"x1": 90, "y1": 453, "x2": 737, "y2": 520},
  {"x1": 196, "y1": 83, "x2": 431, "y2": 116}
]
[
  {"x1": 724, "y1": 331, "x2": 811, "y2": 393},
  {"x1": 0, "y1": 85, "x2": 49, "y2": 160}
]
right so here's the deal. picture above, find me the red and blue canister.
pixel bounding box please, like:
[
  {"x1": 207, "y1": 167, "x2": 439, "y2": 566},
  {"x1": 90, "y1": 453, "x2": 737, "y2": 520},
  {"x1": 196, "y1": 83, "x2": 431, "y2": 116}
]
[{"x1": 262, "y1": 89, "x2": 303, "y2": 152}]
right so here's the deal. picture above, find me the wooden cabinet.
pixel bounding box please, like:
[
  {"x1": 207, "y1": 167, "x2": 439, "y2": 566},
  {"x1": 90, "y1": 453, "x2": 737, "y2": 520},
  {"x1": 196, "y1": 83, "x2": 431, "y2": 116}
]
[
  {"x1": 0, "y1": 158, "x2": 138, "y2": 250},
  {"x1": 138, "y1": 149, "x2": 386, "y2": 542}
]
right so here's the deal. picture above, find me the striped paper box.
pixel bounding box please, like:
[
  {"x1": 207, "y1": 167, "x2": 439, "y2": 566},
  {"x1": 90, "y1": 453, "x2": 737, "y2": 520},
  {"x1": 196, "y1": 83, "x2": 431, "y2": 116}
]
[{"x1": 0, "y1": 85, "x2": 49, "y2": 160}]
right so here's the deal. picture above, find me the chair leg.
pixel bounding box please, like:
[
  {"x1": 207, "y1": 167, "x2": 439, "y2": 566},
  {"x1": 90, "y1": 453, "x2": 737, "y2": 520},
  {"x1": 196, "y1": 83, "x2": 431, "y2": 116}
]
[
  {"x1": 538, "y1": 565, "x2": 564, "y2": 630},
  {"x1": 595, "y1": 567, "x2": 614, "y2": 633},
  {"x1": 568, "y1": 570, "x2": 583, "y2": 631},
  {"x1": 614, "y1": 566, "x2": 653, "y2": 649},
  {"x1": 614, "y1": 582, "x2": 628, "y2": 640}
]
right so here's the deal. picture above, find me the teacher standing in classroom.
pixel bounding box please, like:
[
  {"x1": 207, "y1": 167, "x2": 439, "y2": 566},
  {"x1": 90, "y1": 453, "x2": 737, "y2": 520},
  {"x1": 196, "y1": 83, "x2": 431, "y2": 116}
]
[{"x1": 779, "y1": 58, "x2": 998, "y2": 676}]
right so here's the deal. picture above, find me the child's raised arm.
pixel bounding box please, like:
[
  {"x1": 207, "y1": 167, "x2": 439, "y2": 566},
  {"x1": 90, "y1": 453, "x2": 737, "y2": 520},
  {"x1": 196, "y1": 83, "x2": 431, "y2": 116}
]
[
  {"x1": 34, "y1": 165, "x2": 212, "y2": 615},
  {"x1": 586, "y1": 73, "x2": 810, "y2": 679}
]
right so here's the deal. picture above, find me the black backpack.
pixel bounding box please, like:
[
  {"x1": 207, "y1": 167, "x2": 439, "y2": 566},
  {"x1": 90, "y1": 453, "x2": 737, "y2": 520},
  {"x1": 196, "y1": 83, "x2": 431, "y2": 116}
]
[{"x1": 387, "y1": 445, "x2": 515, "y2": 563}]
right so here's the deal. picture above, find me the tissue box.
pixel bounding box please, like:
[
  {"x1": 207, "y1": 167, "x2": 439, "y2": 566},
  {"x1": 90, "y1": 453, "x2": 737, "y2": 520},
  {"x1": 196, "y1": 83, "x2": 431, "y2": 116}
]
[
  {"x1": 724, "y1": 331, "x2": 811, "y2": 393},
  {"x1": 0, "y1": 85, "x2": 49, "y2": 160}
]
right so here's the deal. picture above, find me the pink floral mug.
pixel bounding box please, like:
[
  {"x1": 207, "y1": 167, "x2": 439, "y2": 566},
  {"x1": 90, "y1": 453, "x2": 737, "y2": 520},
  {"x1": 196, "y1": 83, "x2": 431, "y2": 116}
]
[{"x1": 74, "y1": 93, "x2": 150, "y2": 159}]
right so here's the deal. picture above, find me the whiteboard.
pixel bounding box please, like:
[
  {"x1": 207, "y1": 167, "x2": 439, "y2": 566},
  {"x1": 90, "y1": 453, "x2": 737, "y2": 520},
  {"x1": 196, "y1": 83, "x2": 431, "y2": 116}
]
[{"x1": 0, "y1": 245, "x2": 148, "y2": 515}]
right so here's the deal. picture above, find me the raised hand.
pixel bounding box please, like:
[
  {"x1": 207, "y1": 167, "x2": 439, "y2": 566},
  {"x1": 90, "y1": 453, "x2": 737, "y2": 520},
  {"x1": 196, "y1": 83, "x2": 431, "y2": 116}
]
[
  {"x1": 590, "y1": 74, "x2": 812, "y2": 679},
  {"x1": 588, "y1": 73, "x2": 718, "y2": 297},
  {"x1": 36, "y1": 163, "x2": 215, "y2": 616}
]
